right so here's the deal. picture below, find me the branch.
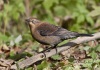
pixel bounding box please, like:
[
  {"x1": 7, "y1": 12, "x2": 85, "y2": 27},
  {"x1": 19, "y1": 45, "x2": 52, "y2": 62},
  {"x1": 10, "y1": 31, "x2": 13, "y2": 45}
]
[{"x1": 11, "y1": 32, "x2": 100, "y2": 69}]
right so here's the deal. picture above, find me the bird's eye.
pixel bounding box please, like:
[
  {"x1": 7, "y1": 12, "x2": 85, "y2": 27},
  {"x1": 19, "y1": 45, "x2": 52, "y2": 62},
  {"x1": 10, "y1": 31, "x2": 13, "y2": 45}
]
[
  {"x1": 32, "y1": 20, "x2": 34, "y2": 23},
  {"x1": 32, "y1": 19, "x2": 37, "y2": 23},
  {"x1": 31, "y1": 20, "x2": 35, "y2": 23}
]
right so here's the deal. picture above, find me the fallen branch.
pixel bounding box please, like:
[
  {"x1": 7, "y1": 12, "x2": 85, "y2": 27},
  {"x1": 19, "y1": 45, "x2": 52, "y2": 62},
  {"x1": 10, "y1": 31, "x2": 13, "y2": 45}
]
[{"x1": 11, "y1": 32, "x2": 100, "y2": 69}]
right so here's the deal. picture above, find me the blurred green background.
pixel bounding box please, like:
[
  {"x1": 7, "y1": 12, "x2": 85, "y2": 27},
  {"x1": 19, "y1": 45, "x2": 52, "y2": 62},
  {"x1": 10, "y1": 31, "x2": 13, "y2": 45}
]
[{"x1": 0, "y1": 0, "x2": 100, "y2": 46}]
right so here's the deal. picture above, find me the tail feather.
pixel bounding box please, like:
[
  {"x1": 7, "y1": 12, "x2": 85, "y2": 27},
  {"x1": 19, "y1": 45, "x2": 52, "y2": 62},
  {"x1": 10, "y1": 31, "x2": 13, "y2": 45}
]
[{"x1": 78, "y1": 34, "x2": 93, "y2": 37}]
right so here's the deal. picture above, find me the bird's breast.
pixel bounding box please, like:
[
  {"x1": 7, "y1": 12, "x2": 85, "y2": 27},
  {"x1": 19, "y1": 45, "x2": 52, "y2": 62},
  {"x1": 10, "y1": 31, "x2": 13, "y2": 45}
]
[{"x1": 31, "y1": 30, "x2": 61, "y2": 45}]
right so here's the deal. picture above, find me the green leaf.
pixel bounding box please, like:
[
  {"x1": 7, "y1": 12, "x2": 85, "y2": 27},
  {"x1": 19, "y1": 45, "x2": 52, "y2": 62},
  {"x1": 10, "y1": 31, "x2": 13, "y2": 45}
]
[
  {"x1": 25, "y1": 67, "x2": 33, "y2": 70},
  {"x1": 82, "y1": 59, "x2": 93, "y2": 68},
  {"x1": 77, "y1": 14, "x2": 85, "y2": 24},
  {"x1": 58, "y1": 40, "x2": 68, "y2": 46},
  {"x1": 13, "y1": 12, "x2": 20, "y2": 20},
  {"x1": 51, "y1": 54, "x2": 62, "y2": 60},
  {"x1": 54, "y1": 6, "x2": 66, "y2": 17},
  {"x1": 89, "y1": 51, "x2": 97, "y2": 59},
  {"x1": 10, "y1": 50, "x2": 15, "y2": 57},
  {"x1": 96, "y1": 45, "x2": 100, "y2": 52},
  {"x1": 86, "y1": 16, "x2": 94, "y2": 25},
  {"x1": 64, "y1": 65, "x2": 73, "y2": 70},
  {"x1": 18, "y1": 2, "x2": 25, "y2": 13},
  {"x1": 84, "y1": 46, "x2": 90, "y2": 51},
  {"x1": 72, "y1": 12, "x2": 79, "y2": 18},
  {"x1": 43, "y1": 0, "x2": 59, "y2": 10},
  {"x1": 22, "y1": 33, "x2": 33, "y2": 41},
  {"x1": 44, "y1": 16, "x2": 56, "y2": 25},
  {"x1": 0, "y1": 33, "x2": 9, "y2": 42},
  {"x1": 76, "y1": 4, "x2": 88, "y2": 14},
  {"x1": 88, "y1": 6, "x2": 100, "y2": 17},
  {"x1": 37, "y1": 61, "x2": 50, "y2": 70},
  {"x1": 68, "y1": 57, "x2": 74, "y2": 62}
]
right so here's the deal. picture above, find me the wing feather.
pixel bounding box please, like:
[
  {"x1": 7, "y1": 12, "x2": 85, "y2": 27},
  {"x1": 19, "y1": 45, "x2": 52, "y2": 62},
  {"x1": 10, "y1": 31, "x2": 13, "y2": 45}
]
[
  {"x1": 37, "y1": 23, "x2": 60, "y2": 36},
  {"x1": 37, "y1": 23, "x2": 79, "y2": 39}
]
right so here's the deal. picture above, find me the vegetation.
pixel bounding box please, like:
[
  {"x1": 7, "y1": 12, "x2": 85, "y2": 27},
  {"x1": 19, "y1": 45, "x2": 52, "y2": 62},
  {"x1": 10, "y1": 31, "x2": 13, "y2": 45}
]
[{"x1": 0, "y1": 0, "x2": 100, "y2": 70}]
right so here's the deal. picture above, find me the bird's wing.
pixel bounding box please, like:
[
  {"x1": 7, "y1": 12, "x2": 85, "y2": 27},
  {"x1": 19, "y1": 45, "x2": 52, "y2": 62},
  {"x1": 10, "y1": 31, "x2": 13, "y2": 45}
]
[
  {"x1": 50, "y1": 27, "x2": 79, "y2": 39},
  {"x1": 37, "y1": 23, "x2": 79, "y2": 39},
  {"x1": 37, "y1": 23, "x2": 60, "y2": 36},
  {"x1": 37, "y1": 23, "x2": 92, "y2": 39}
]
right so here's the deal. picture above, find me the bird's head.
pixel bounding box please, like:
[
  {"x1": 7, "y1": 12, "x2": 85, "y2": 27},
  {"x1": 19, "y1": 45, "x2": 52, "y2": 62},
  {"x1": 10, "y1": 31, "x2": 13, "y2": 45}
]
[
  {"x1": 25, "y1": 17, "x2": 41, "y2": 27},
  {"x1": 25, "y1": 17, "x2": 41, "y2": 29}
]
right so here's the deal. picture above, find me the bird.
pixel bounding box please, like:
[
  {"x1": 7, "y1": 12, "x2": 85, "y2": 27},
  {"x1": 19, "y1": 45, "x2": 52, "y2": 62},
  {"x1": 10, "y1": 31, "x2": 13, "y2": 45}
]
[{"x1": 25, "y1": 17, "x2": 93, "y2": 50}]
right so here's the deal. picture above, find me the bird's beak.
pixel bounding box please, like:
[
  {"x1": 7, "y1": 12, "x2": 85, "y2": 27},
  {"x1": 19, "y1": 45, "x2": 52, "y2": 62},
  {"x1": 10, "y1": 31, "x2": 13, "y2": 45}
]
[
  {"x1": 25, "y1": 18, "x2": 30, "y2": 25},
  {"x1": 25, "y1": 19, "x2": 30, "y2": 23}
]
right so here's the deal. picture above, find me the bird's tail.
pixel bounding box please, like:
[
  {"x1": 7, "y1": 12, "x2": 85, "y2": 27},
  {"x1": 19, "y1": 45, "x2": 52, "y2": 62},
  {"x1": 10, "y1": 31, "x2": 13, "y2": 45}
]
[{"x1": 78, "y1": 34, "x2": 93, "y2": 37}]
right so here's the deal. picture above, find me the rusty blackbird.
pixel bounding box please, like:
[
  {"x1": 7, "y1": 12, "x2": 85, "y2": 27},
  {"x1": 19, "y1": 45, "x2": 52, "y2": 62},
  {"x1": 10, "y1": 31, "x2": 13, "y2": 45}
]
[{"x1": 25, "y1": 17, "x2": 93, "y2": 49}]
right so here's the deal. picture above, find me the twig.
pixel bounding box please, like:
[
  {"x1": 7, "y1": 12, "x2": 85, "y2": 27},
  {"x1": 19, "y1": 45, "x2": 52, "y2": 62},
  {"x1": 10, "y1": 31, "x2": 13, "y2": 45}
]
[
  {"x1": 25, "y1": 0, "x2": 30, "y2": 18},
  {"x1": 11, "y1": 32, "x2": 100, "y2": 69}
]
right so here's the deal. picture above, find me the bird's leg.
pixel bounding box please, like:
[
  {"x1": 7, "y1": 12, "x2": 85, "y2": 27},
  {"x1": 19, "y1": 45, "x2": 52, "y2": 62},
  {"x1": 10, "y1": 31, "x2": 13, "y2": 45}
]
[
  {"x1": 40, "y1": 44, "x2": 58, "y2": 55},
  {"x1": 43, "y1": 46, "x2": 53, "y2": 52},
  {"x1": 53, "y1": 45, "x2": 58, "y2": 54},
  {"x1": 41, "y1": 45, "x2": 57, "y2": 52},
  {"x1": 40, "y1": 46, "x2": 52, "y2": 53},
  {"x1": 45, "y1": 44, "x2": 58, "y2": 53},
  {"x1": 39, "y1": 47, "x2": 48, "y2": 59},
  {"x1": 40, "y1": 46, "x2": 54, "y2": 59},
  {"x1": 42, "y1": 52, "x2": 46, "y2": 59}
]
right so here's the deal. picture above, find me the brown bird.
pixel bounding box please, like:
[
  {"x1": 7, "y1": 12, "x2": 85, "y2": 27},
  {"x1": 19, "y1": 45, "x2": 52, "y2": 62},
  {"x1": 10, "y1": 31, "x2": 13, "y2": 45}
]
[{"x1": 25, "y1": 17, "x2": 93, "y2": 49}]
